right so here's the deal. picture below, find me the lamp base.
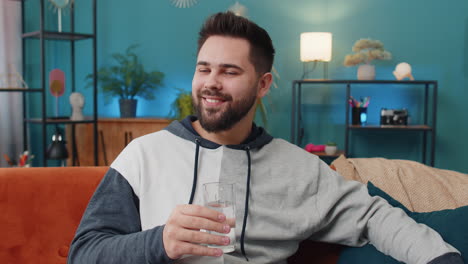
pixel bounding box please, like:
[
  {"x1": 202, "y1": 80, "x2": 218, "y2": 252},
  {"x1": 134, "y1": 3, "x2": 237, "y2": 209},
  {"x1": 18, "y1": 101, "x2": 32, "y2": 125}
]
[{"x1": 302, "y1": 61, "x2": 328, "y2": 79}]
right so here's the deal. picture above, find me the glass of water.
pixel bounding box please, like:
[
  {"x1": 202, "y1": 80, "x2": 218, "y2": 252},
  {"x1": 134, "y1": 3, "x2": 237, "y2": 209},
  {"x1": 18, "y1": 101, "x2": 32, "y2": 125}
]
[{"x1": 203, "y1": 182, "x2": 236, "y2": 253}]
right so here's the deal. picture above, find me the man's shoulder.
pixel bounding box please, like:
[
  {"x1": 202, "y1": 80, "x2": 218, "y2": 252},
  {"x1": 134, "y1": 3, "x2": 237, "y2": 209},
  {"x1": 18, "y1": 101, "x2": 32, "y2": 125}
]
[
  {"x1": 116, "y1": 129, "x2": 188, "y2": 158},
  {"x1": 264, "y1": 138, "x2": 320, "y2": 161},
  {"x1": 268, "y1": 138, "x2": 309, "y2": 152},
  {"x1": 131, "y1": 129, "x2": 180, "y2": 146}
]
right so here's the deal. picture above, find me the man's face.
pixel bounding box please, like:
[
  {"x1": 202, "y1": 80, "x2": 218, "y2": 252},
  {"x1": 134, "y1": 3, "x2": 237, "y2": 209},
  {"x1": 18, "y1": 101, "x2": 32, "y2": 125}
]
[{"x1": 192, "y1": 36, "x2": 261, "y2": 132}]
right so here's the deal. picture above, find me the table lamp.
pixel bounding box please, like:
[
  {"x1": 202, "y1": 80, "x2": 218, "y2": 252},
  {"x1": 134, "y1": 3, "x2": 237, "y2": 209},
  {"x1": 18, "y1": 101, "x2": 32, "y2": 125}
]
[
  {"x1": 46, "y1": 128, "x2": 69, "y2": 166},
  {"x1": 300, "y1": 32, "x2": 332, "y2": 79}
]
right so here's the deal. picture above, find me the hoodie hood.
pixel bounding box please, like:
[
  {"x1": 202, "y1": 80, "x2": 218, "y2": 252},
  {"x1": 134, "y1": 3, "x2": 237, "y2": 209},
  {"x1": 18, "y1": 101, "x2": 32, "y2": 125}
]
[{"x1": 165, "y1": 115, "x2": 273, "y2": 150}]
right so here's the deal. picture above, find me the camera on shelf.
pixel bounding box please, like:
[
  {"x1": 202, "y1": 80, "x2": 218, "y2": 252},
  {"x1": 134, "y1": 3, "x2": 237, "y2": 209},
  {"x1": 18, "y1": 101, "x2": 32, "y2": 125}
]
[{"x1": 380, "y1": 108, "x2": 409, "y2": 125}]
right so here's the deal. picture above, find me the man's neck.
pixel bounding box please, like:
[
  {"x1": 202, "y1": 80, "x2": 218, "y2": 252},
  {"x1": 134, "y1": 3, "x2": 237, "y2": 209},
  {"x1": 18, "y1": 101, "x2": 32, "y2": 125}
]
[{"x1": 192, "y1": 118, "x2": 253, "y2": 146}]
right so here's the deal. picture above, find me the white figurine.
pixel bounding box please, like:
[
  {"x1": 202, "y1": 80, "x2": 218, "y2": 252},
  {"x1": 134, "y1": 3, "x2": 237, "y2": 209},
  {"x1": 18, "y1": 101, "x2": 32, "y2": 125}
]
[
  {"x1": 393, "y1": 62, "x2": 414, "y2": 81},
  {"x1": 69, "y1": 92, "x2": 85, "y2": 121}
]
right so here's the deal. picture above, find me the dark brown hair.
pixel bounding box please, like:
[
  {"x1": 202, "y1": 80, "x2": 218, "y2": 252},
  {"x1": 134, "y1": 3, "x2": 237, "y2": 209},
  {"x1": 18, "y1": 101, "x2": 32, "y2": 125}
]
[{"x1": 197, "y1": 12, "x2": 275, "y2": 75}]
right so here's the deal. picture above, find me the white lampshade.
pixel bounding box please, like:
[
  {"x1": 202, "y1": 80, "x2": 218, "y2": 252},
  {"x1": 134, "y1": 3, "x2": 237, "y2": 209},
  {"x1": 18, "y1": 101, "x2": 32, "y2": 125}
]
[{"x1": 300, "y1": 32, "x2": 332, "y2": 62}]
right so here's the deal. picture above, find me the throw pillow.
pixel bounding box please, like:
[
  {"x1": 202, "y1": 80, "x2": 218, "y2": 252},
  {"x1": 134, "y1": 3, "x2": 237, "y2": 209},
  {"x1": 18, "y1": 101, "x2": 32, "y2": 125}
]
[{"x1": 337, "y1": 182, "x2": 468, "y2": 264}]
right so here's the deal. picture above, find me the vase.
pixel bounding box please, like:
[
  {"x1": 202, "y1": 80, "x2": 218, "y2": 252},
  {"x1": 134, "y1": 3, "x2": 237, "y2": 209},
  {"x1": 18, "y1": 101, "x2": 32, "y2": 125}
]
[
  {"x1": 325, "y1": 145, "x2": 337, "y2": 155},
  {"x1": 119, "y1": 99, "x2": 137, "y2": 118},
  {"x1": 357, "y1": 64, "x2": 375, "y2": 80}
]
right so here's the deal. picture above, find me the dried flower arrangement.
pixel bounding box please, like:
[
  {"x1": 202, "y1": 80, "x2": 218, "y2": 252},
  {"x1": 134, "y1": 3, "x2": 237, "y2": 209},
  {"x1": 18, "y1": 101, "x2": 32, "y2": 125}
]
[{"x1": 344, "y1": 39, "x2": 392, "y2": 66}]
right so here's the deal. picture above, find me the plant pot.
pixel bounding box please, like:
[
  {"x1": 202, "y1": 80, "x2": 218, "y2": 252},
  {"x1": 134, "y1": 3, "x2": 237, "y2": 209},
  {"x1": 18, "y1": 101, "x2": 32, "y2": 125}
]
[
  {"x1": 119, "y1": 99, "x2": 137, "y2": 118},
  {"x1": 325, "y1": 145, "x2": 337, "y2": 155},
  {"x1": 357, "y1": 64, "x2": 376, "y2": 80}
]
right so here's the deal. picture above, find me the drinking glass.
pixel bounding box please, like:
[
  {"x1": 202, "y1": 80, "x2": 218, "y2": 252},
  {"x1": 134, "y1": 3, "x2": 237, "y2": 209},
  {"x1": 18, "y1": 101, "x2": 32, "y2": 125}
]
[{"x1": 203, "y1": 182, "x2": 236, "y2": 253}]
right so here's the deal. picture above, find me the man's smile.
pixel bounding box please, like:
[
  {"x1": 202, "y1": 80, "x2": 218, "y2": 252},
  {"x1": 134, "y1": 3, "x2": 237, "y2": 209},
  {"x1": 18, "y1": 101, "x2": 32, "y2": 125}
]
[
  {"x1": 204, "y1": 97, "x2": 225, "y2": 105},
  {"x1": 201, "y1": 94, "x2": 230, "y2": 107}
]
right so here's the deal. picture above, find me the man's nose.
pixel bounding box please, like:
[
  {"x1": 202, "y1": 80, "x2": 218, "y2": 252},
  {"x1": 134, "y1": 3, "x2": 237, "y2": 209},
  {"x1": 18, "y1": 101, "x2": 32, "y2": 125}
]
[{"x1": 204, "y1": 72, "x2": 221, "y2": 89}]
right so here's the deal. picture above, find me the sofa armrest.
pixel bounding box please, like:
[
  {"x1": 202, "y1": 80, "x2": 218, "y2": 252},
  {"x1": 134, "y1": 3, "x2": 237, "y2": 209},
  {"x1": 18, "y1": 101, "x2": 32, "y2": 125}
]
[{"x1": 0, "y1": 166, "x2": 108, "y2": 263}]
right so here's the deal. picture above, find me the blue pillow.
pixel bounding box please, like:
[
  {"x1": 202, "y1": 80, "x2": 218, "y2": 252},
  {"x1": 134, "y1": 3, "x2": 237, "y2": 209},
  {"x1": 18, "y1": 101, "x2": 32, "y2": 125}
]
[{"x1": 337, "y1": 181, "x2": 468, "y2": 264}]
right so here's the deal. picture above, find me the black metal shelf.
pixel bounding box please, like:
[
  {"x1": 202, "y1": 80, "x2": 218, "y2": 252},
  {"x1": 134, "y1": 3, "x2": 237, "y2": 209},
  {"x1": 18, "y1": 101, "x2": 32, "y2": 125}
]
[
  {"x1": 293, "y1": 79, "x2": 437, "y2": 85},
  {"x1": 0, "y1": 88, "x2": 42, "y2": 92},
  {"x1": 22, "y1": 30, "x2": 95, "y2": 41},
  {"x1": 291, "y1": 79, "x2": 437, "y2": 166},
  {"x1": 18, "y1": 0, "x2": 98, "y2": 166},
  {"x1": 309, "y1": 150, "x2": 346, "y2": 159},
  {"x1": 348, "y1": 125, "x2": 433, "y2": 131}
]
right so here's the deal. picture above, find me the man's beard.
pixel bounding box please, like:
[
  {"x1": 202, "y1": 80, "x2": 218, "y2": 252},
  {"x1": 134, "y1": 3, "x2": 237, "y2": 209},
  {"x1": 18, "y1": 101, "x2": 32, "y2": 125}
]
[{"x1": 193, "y1": 87, "x2": 257, "y2": 133}]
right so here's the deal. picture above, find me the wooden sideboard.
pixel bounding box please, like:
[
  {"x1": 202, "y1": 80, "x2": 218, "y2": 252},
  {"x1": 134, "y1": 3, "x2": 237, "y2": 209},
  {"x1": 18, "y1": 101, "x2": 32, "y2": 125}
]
[{"x1": 66, "y1": 118, "x2": 172, "y2": 166}]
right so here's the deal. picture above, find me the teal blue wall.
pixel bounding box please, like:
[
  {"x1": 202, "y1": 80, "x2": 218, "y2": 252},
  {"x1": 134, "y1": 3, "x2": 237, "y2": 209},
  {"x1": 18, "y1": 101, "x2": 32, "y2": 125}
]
[{"x1": 26, "y1": 0, "x2": 468, "y2": 172}]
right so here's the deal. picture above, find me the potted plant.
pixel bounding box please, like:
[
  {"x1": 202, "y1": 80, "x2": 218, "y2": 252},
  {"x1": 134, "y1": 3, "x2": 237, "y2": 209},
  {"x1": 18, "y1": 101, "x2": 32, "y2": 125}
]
[
  {"x1": 325, "y1": 141, "x2": 338, "y2": 155},
  {"x1": 86, "y1": 44, "x2": 164, "y2": 118},
  {"x1": 343, "y1": 39, "x2": 392, "y2": 80}
]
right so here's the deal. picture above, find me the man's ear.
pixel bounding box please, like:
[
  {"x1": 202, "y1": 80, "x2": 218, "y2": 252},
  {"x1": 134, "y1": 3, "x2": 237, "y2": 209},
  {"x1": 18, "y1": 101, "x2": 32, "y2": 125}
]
[{"x1": 257, "y1": 72, "x2": 273, "y2": 98}]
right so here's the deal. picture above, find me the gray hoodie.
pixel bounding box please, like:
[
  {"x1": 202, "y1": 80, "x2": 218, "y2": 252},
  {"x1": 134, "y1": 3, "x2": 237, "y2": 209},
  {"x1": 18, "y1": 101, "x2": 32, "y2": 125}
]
[{"x1": 68, "y1": 116, "x2": 462, "y2": 264}]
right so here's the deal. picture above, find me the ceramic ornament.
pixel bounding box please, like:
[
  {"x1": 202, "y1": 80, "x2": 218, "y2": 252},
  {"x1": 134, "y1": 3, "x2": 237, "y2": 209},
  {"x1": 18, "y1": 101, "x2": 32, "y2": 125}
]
[
  {"x1": 48, "y1": 0, "x2": 75, "y2": 32},
  {"x1": 0, "y1": 64, "x2": 28, "y2": 88},
  {"x1": 393, "y1": 62, "x2": 414, "y2": 81},
  {"x1": 170, "y1": 0, "x2": 198, "y2": 8},
  {"x1": 49, "y1": 69, "x2": 65, "y2": 97},
  {"x1": 69, "y1": 92, "x2": 85, "y2": 121},
  {"x1": 49, "y1": 69, "x2": 65, "y2": 117}
]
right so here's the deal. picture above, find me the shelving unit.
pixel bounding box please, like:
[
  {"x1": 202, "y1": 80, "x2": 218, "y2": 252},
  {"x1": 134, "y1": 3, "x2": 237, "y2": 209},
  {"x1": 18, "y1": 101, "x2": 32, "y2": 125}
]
[
  {"x1": 291, "y1": 80, "x2": 437, "y2": 166},
  {"x1": 18, "y1": 0, "x2": 98, "y2": 166}
]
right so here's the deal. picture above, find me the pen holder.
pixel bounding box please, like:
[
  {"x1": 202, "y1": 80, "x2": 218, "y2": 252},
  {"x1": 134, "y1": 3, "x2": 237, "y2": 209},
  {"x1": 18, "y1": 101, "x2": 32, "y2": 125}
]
[{"x1": 352, "y1": 107, "x2": 367, "y2": 125}]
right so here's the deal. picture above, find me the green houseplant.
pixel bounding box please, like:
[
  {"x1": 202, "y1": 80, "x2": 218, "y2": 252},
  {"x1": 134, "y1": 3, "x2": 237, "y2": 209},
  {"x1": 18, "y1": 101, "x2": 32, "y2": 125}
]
[{"x1": 87, "y1": 44, "x2": 164, "y2": 117}]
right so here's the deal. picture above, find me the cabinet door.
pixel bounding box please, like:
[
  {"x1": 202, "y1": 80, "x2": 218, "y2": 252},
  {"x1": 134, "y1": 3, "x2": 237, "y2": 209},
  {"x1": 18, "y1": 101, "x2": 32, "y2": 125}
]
[
  {"x1": 66, "y1": 118, "x2": 171, "y2": 166},
  {"x1": 98, "y1": 121, "x2": 127, "y2": 166},
  {"x1": 120, "y1": 119, "x2": 172, "y2": 143},
  {"x1": 65, "y1": 123, "x2": 98, "y2": 166}
]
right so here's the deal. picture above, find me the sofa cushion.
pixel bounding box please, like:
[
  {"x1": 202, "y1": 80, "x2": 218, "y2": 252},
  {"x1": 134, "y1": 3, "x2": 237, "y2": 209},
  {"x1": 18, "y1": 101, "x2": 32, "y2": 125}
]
[{"x1": 337, "y1": 181, "x2": 468, "y2": 264}]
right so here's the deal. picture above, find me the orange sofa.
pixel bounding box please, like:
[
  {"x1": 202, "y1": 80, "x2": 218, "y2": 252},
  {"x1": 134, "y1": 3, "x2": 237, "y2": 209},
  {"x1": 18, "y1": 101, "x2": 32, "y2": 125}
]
[{"x1": 0, "y1": 166, "x2": 341, "y2": 264}]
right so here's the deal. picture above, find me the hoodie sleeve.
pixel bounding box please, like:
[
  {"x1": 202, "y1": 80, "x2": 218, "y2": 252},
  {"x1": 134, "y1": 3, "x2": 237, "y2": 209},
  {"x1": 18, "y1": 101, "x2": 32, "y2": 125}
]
[
  {"x1": 310, "y1": 160, "x2": 462, "y2": 264},
  {"x1": 67, "y1": 168, "x2": 173, "y2": 264}
]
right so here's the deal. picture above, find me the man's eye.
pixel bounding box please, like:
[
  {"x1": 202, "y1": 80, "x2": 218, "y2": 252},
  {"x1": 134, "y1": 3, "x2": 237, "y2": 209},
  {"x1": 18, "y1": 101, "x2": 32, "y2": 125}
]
[
  {"x1": 198, "y1": 68, "x2": 210, "y2": 73},
  {"x1": 225, "y1": 71, "x2": 238, "y2": 75}
]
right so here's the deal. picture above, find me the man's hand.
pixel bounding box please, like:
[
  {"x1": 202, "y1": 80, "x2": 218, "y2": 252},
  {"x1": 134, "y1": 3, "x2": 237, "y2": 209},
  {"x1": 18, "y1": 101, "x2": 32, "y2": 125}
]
[{"x1": 163, "y1": 204, "x2": 232, "y2": 260}]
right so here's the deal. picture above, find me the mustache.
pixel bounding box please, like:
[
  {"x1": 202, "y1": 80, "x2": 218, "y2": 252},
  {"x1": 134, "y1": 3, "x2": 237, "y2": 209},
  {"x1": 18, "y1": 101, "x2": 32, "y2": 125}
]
[{"x1": 198, "y1": 89, "x2": 232, "y2": 101}]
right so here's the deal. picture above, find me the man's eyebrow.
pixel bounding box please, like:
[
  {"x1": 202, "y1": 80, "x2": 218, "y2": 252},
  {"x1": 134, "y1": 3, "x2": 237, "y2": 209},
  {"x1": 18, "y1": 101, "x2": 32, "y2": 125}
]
[
  {"x1": 220, "y1": 63, "x2": 243, "y2": 71},
  {"x1": 196, "y1": 61, "x2": 244, "y2": 71}
]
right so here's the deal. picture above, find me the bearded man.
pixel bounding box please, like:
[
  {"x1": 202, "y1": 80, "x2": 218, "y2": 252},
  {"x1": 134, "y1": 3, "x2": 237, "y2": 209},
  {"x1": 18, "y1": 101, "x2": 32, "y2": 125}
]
[{"x1": 68, "y1": 12, "x2": 463, "y2": 264}]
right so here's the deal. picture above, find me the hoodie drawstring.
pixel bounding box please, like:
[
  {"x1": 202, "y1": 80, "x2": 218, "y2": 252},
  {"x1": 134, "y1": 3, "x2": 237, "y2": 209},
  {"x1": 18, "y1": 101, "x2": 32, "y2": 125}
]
[
  {"x1": 240, "y1": 146, "x2": 251, "y2": 261},
  {"x1": 188, "y1": 139, "x2": 201, "y2": 204},
  {"x1": 187, "y1": 140, "x2": 251, "y2": 261}
]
